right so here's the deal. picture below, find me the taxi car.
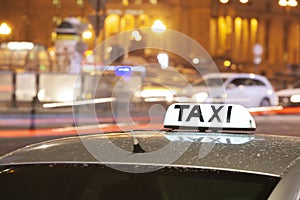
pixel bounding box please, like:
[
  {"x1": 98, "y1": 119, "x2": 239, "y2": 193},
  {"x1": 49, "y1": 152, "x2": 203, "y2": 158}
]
[
  {"x1": 0, "y1": 103, "x2": 300, "y2": 200},
  {"x1": 191, "y1": 73, "x2": 278, "y2": 108}
]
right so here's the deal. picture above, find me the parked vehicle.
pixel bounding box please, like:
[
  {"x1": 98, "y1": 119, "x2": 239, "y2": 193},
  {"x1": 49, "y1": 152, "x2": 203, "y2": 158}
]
[{"x1": 191, "y1": 73, "x2": 278, "y2": 108}]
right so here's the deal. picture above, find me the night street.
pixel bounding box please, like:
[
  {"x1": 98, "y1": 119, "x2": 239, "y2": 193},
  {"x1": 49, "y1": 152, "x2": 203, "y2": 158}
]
[{"x1": 0, "y1": 112, "x2": 299, "y2": 156}]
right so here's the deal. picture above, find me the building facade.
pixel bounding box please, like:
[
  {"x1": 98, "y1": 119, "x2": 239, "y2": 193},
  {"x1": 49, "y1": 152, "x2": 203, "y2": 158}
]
[{"x1": 0, "y1": 0, "x2": 300, "y2": 76}]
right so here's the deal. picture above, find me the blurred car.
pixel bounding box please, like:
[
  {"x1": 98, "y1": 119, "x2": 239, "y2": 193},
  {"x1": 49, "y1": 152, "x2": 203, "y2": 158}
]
[
  {"x1": 0, "y1": 103, "x2": 300, "y2": 200},
  {"x1": 191, "y1": 73, "x2": 278, "y2": 108},
  {"x1": 276, "y1": 80, "x2": 300, "y2": 107}
]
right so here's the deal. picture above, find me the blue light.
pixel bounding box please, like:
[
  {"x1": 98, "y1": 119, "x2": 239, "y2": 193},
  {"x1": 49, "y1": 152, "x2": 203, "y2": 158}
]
[{"x1": 115, "y1": 66, "x2": 132, "y2": 77}]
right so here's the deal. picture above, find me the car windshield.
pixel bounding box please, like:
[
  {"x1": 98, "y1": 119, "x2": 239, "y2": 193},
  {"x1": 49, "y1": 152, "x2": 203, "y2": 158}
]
[
  {"x1": 0, "y1": 164, "x2": 279, "y2": 200},
  {"x1": 193, "y1": 77, "x2": 227, "y2": 87}
]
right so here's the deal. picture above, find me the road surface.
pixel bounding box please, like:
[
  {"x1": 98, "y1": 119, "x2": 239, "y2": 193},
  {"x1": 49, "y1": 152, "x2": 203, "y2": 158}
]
[{"x1": 0, "y1": 114, "x2": 300, "y2": 156}]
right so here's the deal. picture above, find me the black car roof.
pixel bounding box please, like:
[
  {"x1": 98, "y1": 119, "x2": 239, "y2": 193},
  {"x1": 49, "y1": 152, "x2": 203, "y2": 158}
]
[{"x1": 1, "y1": 131, "x2": 300, "y2": 177}]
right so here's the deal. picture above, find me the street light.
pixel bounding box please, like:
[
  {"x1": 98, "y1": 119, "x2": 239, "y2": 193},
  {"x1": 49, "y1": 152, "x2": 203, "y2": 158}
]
[
  {"x1": 82, "y1": 30, "x2": 93, "y2": 40},
  {"x1": 0, "y1": 22, "x2": 11, "y2": 35},
  {"x1": 151, "y1": 20, "x2": 166, "y2": 33},
  {"x1": 219, "y1": 0, "x2": 229, "y2": 3},
  {"x1": 219, "y1": 0, "x2": 249, "y2": 4},
  {"x1": 279, "y1": 0, "x2": 298, "y2": 7},
  {"x1": 239, "y1": 0, "x2": 249, "y2": 3}
]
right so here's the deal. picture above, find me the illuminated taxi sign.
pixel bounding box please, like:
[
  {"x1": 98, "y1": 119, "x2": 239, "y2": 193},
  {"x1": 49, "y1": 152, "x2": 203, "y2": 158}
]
[{"x1": 164, "y1": 103, "x2": 256, "y2": 132}]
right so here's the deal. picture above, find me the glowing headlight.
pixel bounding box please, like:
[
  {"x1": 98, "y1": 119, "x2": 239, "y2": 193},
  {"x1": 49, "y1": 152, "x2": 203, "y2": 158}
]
[
  {"x1": 290, "y1": 94, "x2": 300, "y2": 103},
  {"x1": 57, "y1": 90, "x2": 74, "y2": 102},
  {"x1": 140, "y1": 89, "x2": 174, "y2": 102},
  {"x1": 267, "y1": 89, "x2": 273, "y2": 95},
  {"x1": 194, "y1": 92, "x2": 208, "y2": 102},
  {"x1": 37, "y1": 89, "x2": 45, "y2": 101}
]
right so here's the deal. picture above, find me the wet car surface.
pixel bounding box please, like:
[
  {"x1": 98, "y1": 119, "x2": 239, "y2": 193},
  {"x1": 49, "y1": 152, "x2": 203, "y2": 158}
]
[
  {"x1": 1, "y1": 130, "x2": 300, "y2": 199},
  {"x1": 1, "y1": 131, "x2": 300, "y2": 175}
]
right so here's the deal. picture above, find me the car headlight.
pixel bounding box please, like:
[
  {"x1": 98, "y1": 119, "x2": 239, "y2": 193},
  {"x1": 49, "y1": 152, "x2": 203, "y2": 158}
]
[
  {"x1": 193, "y1": 92, "x2": 208, "y2": 102},
  {"x1": 140, "y1": 89, "x2": 174, "y2": 103},
  {"x1": 290, "y1": 94, "x2": 300, "y2": 103}
]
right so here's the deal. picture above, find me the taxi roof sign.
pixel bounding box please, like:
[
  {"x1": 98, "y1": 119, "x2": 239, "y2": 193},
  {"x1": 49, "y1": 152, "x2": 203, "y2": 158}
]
[{"x1": 163, "y1": 103, "x2": 256, "y2": 133}]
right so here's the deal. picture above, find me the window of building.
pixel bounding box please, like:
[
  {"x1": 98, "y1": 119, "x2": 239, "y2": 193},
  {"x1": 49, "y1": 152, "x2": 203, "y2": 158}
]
[
  {"x1": 52, "y1": 0, "x2": 61, "y2": 8},
  {"x1": 52, "y1": 16, "x2": 62, "y2": 26},
  {"x1": 210, "y1": 16, "x2": 259, "y2": 64},
  {"x1": 121, "y1": 15, "x2": 135, "y2": 31},
  {"x1": 137, "y1": 14, "x2": 150, "y2": 28},
  {"x1": 77, "y1": 0, "x2": 85, "y2": 8},
  {"x1": 105, "y1": 14, "x2": 120, "y2": 37}
]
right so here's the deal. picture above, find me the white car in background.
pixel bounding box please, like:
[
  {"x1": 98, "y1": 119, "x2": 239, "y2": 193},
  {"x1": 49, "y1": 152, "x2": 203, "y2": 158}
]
[
  {"x1": 276, "y1": 80, "x2": 300, "y2": 107},
  {"x1": 191, "y1": 73, "x2": 278, "y2": 108}
]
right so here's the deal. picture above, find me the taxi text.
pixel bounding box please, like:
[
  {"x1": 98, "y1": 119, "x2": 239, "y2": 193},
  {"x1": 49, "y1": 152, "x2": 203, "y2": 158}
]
[{"x1": 174, "y1": 104, "x2": 232, "y2": 123}]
